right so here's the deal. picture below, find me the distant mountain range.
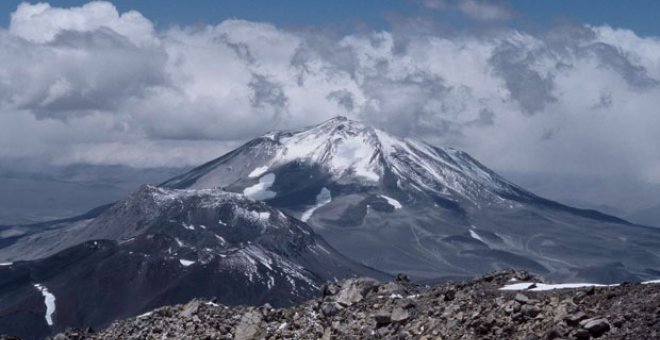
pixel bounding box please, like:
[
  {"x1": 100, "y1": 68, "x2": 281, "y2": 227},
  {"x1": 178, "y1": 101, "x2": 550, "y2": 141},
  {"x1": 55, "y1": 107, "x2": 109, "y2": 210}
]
[
  {"x1": 1, "y1": 117, "x2": 659, "y2": 339},
  {"x1": 626, "y1": 203, "x2": 660, "y2": 227},
  {"x1": 0, "y1": 163, "x2": 185, "y2": 224}
]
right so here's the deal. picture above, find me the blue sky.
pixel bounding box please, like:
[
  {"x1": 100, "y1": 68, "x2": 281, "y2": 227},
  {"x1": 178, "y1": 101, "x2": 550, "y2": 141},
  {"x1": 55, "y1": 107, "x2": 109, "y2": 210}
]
[{"x1": 1, "y1": 0, "x2": 660, "y2": 36}]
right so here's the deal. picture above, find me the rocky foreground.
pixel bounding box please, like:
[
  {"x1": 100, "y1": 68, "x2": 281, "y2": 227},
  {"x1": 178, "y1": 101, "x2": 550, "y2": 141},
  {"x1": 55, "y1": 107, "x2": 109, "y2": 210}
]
[{"x1": 46, "y1": 271, "x2": 660, "y2": 339}]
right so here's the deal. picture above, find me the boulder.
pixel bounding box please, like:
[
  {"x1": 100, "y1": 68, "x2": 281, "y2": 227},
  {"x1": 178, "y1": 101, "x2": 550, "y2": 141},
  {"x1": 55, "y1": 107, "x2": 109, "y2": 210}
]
[{"x1": 581, "y1": 318, "x2": 611, "y2": 338}]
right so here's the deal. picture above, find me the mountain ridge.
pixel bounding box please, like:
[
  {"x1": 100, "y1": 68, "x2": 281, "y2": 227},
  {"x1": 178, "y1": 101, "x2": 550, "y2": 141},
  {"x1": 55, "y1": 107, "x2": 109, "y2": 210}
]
[{"x1": 0, "y1": 184, "x2": 386, "y2": 339}]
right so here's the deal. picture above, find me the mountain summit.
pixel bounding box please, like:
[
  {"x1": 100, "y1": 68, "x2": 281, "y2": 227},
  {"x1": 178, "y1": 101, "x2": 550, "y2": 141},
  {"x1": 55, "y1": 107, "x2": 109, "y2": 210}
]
[
  {"x1": 164, "y1": 116, "x2": 521, "y2": 202},
  {"x1": 163, "y1": 117, "x2": 660, "y2": 282}
]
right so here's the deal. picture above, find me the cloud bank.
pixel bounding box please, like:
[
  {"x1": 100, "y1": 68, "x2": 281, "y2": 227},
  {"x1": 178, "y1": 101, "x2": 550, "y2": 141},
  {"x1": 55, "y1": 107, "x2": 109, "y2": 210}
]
[{"x1": 1, "y1": 2, "x2": 660, "y2": 184}]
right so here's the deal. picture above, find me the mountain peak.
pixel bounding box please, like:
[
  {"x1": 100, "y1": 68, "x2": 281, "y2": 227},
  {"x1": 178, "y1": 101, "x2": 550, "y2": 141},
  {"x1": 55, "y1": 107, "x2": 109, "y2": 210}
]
[
  {"x1": 297, "y1": 115, "x2": 373, "y2": 137},
  {"x1": 272, "y1": 116, "x2": 383, "y2": 182},
  {"x1": 164, "y1": 117, "x2": 519, "y2": 199}
]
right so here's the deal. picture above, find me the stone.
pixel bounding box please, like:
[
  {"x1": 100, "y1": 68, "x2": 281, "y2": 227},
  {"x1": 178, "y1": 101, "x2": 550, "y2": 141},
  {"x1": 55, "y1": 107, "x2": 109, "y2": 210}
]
[
  {"x1": 521, "y1": 304, "x2": 542, "y2": 318},
  {"x1": 581, "y1": 318, "x2": 611, "y2": 338},
  {"x1": 544, "y1": 326, "x2": 563, "y2": 340},
  {"x1": 334, "y1": 278, "x2": 379, "y2": 306},
  {"x1": 564, "y1": 312, "x2": 588, "y2": 326},
  {"x1": 391, "y1": 307, "x2": 410, "y2": 322},
  {"x1": 444, "y1": 289, "x2": 456, "y2": 301},
  {"x1": 373, "y1": 310, "x2": 391, "y2": 326},
  {"x1": 504, "y1": 301, "x2": 522, "y2": 314},
  {"x1": 396, "y1": 273, "x2": 410, "y2": 282},
  {"x1": 234, "y1": 311, "x2": 263, "y2": 340},
  {"x1": 179, "y1": 300, "x2": 201, "y2": 318},
  {"x1": 573, "y1": 328, "x2": 591, "y2": 340},
  {"x1": 320, "y1": 302, "x2": 339, "y2": 316},
  {"x1": 515, "y1": 293, "x2": 530, "y2": 304}
]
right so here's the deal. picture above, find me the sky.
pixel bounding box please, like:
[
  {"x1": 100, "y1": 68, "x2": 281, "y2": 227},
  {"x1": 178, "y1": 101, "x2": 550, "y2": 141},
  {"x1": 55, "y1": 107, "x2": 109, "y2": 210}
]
[
  {"x1": 1, "y1": 1, "x2": 660, "y2": 199},
  {"x1": 2, "y1": 1, "x2": 660, "y2": 36}
]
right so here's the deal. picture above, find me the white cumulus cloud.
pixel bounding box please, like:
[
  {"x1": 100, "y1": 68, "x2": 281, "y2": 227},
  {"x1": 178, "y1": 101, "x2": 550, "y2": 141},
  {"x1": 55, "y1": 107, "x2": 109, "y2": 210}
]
[{"x1": 0, "y1": 1, "x2": 659, "y2": 189}]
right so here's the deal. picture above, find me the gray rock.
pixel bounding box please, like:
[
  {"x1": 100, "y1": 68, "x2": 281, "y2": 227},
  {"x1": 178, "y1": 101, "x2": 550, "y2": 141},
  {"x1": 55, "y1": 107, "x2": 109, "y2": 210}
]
[
  {"x1": 581, "y1": 318, "x2": 611, "y2": 338},
  {"x1": 521, "y1": 304, "x2": 541, "y2": 317},
  {"x1": 334, "y1": 278, "x2": 379, "y2": 306},
  {"x1": 179, "y1": 300, "x2": 200, "y2": 318},
  {"x1": 234, "y1": 311, "x2": 263, "y2": 340},
  {"x1": 564, "y1": 312, "x2": 588, "y2": 326},
  {"x1": 391, "y1": 307, "x2": 410, "y2": 322},
  {"x1": 373, "y1": 310, "x2": 391, "y2": 326},
  {"x1": 320, "y1": 302, "x2": 339, "y2": 316},
  {"x1": 515, "y1": 293, "x2": 530, "y2": 304}
]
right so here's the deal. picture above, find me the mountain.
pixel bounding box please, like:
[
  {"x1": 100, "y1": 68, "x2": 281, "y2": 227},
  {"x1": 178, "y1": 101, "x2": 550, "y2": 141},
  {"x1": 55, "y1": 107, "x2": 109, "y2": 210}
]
[
  {"x1": 162, "y1": 116, "x2": 660, "y2": 282},
  {"x1": 0, "y1": 162, "x2": 186, "y2": 225},
  {"x1": 2, "y1": 116, "x2": 659, "y2": 338},
  {"x1": 0, "y1": 185, "x2": 385, "y2": 339},
  {"x1": 627, "y1": 204, "x2": 660, "y2": 228}
]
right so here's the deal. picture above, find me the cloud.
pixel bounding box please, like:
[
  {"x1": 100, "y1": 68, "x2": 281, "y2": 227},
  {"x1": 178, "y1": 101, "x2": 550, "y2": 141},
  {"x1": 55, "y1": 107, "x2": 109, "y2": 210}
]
[
  {"x1": 10, "y1": 1, "x2": 154, "y2": 45},
  {"x1": 418, "y1": 0, "x2": 512, "y2": 21},
  {"x1": 1, "y1": 2, "x2": 660, "y2": 187},
  {"x1": 419, "y1": 0, "x2": 448, "y2": 10},
  {"x1": 456, "y1": 0, "x2": 512, "y2": 21}
]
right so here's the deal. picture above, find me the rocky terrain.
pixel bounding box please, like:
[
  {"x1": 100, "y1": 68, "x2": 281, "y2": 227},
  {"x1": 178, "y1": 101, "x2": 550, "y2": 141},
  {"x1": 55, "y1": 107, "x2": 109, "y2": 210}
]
[{"x1": 47, "y1": 270, "x2": 660, "y2": 340}]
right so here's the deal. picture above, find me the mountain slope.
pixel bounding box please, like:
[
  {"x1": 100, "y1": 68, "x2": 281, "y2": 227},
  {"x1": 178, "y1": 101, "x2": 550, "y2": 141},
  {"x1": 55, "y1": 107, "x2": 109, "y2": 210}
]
[
  {"x1": 627, "y1": 204, "x2": 660, "y2": 227},
  {"x1": 0, "y1": 185, "x2": 385, "y2": 339},
  {"x1": 162, "y1": 117, "x2": 660, "y2": 282}
]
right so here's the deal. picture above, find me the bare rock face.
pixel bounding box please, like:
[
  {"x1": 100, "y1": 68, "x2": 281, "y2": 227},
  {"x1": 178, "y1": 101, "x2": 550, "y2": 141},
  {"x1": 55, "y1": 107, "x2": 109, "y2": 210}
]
[{"x1": 49, "y1": 270, "x2": 660, "y2": 340}]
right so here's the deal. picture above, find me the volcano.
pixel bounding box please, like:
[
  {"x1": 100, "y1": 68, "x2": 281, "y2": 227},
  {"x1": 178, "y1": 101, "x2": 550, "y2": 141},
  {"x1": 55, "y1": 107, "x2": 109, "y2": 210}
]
[{"x1": 162, "y1": 116, "x2": 660, "y2": 282}]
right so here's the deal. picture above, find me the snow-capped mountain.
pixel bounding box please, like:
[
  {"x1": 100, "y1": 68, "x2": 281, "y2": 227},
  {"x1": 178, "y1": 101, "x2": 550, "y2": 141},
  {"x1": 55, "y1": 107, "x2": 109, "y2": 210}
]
[
  {"x1": 163, "y1": 117, "x2": 660, "y2": 282},
  {"x1": 163, "y1": 116, "x2": 519, "y2": 202},
  {"x1": 0, "y1": 185, "x2": 385, "y2": 339}
]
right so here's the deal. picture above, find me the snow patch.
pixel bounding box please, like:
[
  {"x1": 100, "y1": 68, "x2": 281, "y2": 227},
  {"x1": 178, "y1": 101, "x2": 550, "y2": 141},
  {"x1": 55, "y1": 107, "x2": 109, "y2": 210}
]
[
  {"x1": 138, "y1": 311, "x2": 153, "y2": 318},
  {"x1": 380, "y1": 195, "x2": 402, "y2": 209},
  {"x1": 34, "y1": 284, "x2": 56, "y2": 326},
  {"x1": 315, "y1": 244, "x2": 331, "y2": 255},
  {"x1": 231, "y1": 206, "x2": 273, "y2": 231},
  {"x1": 0, "y1": 262, "x2": 12, "y2": 266},
  {"x1": 500, "y1": 282, "x2": 615, "y2": 291},
  {"x1": 469, "y1": 229, "x2": 486, "y2": 243},
  {"x1": 301, "y1": 187, "x2": 332, "y2": 222},
  {"x1": 182, "y1": 222, "x2": 195, "y2": 231},
  {"x1": 179, "y1": 259, "x2": 195, "y2": 267},
  {"x1": 273, "y1": 119, "x2": 381, "y2": 182},
  {"x1": 243, "y1": 173, "x2": 277, "y2": 200},
  {"x1": 243, "y1": 246, "x2": 274, "y2": 271},
  {"x1": 248, "y1": 165, "x2": 270, "y2": 178}
]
